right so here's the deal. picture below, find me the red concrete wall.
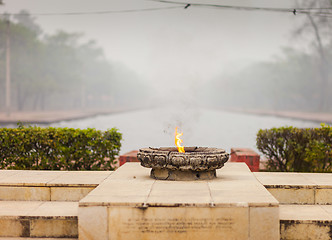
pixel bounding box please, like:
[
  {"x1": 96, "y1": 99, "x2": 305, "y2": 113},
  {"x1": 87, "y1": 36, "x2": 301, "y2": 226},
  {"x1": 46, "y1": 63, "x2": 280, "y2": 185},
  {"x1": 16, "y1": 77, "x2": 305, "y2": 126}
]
[
  {"x1": 119, "y1": 150, "x2": 139, "y2": 166},
  {"x1": 230, "y1": 148, "x2": 260, "y2": 172}
]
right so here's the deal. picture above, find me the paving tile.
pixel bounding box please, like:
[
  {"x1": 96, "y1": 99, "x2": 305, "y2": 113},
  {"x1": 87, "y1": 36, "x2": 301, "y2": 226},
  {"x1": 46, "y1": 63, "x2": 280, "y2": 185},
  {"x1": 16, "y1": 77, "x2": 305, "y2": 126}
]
[
  {"x1": 254, "y1": 172, "x2": 316, "y2": 187},
  {"x1": 47, "y1": 171, "x2": 112, "y2": 186},
  {"x1": 147, "y1": 180, "x2": 211, "y2": 205},
  {"x1": 0, "y1": 171, "x2": 65, "y2": 186},
  {"x1": 88, "y1": 179, "x2": 154, "y2": 197},
  {"x1": 104, "y1": 163, "x2": 151, "y2": 181},
  {"x1": 0, "y1": 171, "x2": 21, "y2": 180},
  {"x1": 300, "y1": 173, "x2": 332, "y2": 187},
  {"x1": 321, "y1": 205, "x2": 332, "y2": 217},
  {"x1": 79, "y1": 194, "x2": 148, "y2": 207},
  {"x1": 0, "y1": 201, "x2": 42, "y2": 216},
  {"x1": 28, "y1": 202, "x2": 78, "y2": 217},
  {"x1": 147, "y1": 191, "x2": 211, "y2": 206},
  {"x1": 209, "y1": 179, "x2": 278, "y2": 207},
  {"x1": 279, "y1": 205, "x2": 332, "y2": 221}
]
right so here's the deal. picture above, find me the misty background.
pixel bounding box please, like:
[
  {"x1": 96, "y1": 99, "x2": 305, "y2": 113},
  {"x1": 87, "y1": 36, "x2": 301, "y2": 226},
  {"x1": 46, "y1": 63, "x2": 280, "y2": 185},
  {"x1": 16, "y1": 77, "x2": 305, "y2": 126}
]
[{"x1": 0, "y1": 0, "x2": 331, "y2": 152}]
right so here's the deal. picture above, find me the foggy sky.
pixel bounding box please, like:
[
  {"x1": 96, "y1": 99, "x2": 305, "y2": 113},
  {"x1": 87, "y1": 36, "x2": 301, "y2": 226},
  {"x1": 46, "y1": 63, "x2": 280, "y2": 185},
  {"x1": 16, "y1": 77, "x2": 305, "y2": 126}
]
[{"x1": 1, "y1": 0, "x2": 306, "y2": 94}]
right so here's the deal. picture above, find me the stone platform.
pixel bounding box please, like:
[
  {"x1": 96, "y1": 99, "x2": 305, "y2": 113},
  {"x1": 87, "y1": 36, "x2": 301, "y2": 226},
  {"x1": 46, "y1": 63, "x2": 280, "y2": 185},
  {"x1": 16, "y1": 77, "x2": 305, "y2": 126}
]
[
  {"x1": 0, "y1": 163, "x2": 331, "y2": 239},
  {"x1": 79, "y1": 163, "x2": 279, "y2": 240}
]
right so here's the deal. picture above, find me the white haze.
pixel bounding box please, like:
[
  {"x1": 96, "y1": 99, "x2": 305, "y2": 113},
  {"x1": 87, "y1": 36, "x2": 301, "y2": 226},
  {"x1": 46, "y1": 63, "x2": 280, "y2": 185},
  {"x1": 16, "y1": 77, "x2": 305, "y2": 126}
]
[{"x1": 1, "y1": 0, "x2": 306, "y2": 97}]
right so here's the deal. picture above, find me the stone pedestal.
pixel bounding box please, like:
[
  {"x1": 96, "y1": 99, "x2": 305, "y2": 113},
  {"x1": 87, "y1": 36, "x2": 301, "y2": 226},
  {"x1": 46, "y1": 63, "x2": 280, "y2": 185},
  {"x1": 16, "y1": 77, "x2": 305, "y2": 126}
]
[{"x1": 78, "y1": 162, "x2": 279, "y2": 240}]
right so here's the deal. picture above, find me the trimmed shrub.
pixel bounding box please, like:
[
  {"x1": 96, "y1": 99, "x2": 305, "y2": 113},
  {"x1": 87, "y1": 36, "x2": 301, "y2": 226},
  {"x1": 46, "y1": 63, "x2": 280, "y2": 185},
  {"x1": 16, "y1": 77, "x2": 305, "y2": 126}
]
[
  {"x1": 256, "y1": 124, "x2": 332, "y2": 172},
  {"x1": 0, "y1": 125, "x2": 122, "y2": 170}
]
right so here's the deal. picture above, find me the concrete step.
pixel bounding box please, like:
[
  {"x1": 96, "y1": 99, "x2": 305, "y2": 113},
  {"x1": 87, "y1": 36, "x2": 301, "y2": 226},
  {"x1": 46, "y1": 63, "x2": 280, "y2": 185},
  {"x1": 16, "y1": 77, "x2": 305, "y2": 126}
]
[
  {"x1": 280, "y1": 204, "x2": 332, "y2": 240},
  {"x1": 0, "y1": 201, "x2": 78, "y2": 238},
  {"x1": 0, "y1": 170, "x2": 113, "y2": 201},
  {"x1": 254, "y1": 172, "x2": 332, "y2": 204}
]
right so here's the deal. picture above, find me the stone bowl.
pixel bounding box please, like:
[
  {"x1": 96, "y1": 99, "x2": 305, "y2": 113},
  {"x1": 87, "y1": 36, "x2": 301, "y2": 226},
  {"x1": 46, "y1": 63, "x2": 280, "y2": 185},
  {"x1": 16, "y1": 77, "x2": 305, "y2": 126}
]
[{"x1": 137, "y1": 147, "x2": 229, "y2": 181}]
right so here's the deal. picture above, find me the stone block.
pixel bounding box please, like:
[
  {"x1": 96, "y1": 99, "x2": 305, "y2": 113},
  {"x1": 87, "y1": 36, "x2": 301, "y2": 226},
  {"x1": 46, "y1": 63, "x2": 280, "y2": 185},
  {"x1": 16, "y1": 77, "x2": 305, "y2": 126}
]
[
  {"x1": 280, "y1": 205, "x2": 332, "y2": 239},
  {"x1": 0, "y1": 218, "x2": 30, "y2": 237},
  {"x1": 315, "y1": 188, "x2": 332, "y2": 204},
  {"x1": 0, "y1": 186, "x2": 50, "y2": 201},
  {"x1": 51, "y1": 187, "x2": 94, "y2": 201},
  {"x1": 78, "y1": 206, "x2": 108, "y2": 240},
  {"x1": 30, "y1": 218, "x2": 78, "y2": 238},
  {"x1": 108, "y1": 206, "x2": 249, "y2": 240},
  {"x1": 267, "y1": 187, "x2": 315, "y2": 204},
  {"x1": 249, "y1": 206, "x2": 279, "y2": 240},
  {"x1": 280, "y1": 222, "x2": 332, "y2": 240}
]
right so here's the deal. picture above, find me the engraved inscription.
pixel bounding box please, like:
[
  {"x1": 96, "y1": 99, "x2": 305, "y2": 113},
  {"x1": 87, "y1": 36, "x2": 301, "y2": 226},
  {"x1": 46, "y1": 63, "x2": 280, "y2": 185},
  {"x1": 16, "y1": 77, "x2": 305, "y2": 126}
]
[{"x1": 121, "y1": 217, "x2": 234, "y2": 234}]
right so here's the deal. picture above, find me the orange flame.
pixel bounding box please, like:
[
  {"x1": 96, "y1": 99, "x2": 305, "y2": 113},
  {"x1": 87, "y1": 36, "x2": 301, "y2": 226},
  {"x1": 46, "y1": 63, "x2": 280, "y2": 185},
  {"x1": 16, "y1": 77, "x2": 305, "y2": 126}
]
[{"x1": 175, "y1": 127, "x2": 185, "y2": 153}]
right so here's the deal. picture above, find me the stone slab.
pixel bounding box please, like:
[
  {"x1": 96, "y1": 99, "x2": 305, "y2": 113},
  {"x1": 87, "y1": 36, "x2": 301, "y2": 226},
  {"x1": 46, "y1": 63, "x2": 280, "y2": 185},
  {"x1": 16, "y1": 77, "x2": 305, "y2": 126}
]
[
  {"x1": 0, "y1": 171, "x2": 21, "y2": 180},
  {"x1": 314, "y1": 188, "x2": 332, "y2": 205},
  {"x1": 280, "y1": 205, "x2": 332, "y2": 240},
  {"x1": 0, "y1": 201, "x2": 78, "y2": 238},
  {"x1": 78, "y1": 206, "x2": 108, "y2": 240},
  {"x1": 301, "y1": 173, "x2": 332, "y2": 187},
  {"x1": 51, "y1": 187, "x2": 95, "y2": 201},
  {"x1": 0, "y1": 171, "x2": 113, "y2": 201},
  {"x1": 79, "y1": 162, "x2": 279, "y2": 239},
  {"x1": 254, "y1": 172, "x2": 316, "y2": 186},
  {"x1": 47, "y1": 171, "x2": 112, "y2": 187},
  {"x1": 254, "y1": 172, "x2": 332, "y2": 204},
  {"x1": 30, "y1": 219, "x2": 78, "y2": 238},
  {"x1": 0, "y1": 186, "x2": 51, "y2": 201},
  {"x1": 250, "y1": 206, "x2": 279, "y2": 240},
  {"x1": 0, "y1": 170, "x2": 113, "y2": 187},
  {"x1": 0, "y1": 186, "x2": 95, "y2": 201},
  {"x1": 267, "y1": 188, "x2": 315, "y2": 204},
  {"x1": 108, "y1": 206, "x2": 249, "y2": 240},
  {"x1": 0, "y1": 171, "x2": 65, "y2": 186}
]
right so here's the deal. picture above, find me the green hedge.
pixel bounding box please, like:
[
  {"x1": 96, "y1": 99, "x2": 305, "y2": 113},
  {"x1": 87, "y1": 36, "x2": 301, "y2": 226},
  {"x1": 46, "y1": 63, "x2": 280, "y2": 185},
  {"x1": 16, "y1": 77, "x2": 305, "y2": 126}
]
[
  {"x1": 256, "y1": 124, "x2": 332, "y2": 172},
  {"x1": 0, "y1": 125, "x2": 122, "y2": 170}
]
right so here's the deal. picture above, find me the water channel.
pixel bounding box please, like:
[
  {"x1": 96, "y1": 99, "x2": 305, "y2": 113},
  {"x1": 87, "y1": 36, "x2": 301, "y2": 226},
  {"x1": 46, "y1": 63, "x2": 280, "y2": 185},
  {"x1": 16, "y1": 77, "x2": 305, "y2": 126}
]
[{"x1": 52, "y1": 107, "x2": 320, "y2": 155}]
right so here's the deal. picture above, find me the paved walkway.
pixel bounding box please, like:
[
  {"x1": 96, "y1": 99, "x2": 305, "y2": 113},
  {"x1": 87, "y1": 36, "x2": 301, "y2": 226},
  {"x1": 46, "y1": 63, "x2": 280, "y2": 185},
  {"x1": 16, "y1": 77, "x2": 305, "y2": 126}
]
[
  {"x1": 0, "y1": 108, "x2": 133, "y2": 125},
  {"x1": 223, "y1": 108, "x2": 332, "y2": 124}
]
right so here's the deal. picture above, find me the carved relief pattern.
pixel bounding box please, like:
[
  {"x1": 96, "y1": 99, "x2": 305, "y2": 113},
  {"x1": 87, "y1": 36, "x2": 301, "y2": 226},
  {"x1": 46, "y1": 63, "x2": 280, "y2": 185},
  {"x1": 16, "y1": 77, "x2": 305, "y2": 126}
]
[{"x1": 137, "y1": 147, "x2": 229, "y2": 171}]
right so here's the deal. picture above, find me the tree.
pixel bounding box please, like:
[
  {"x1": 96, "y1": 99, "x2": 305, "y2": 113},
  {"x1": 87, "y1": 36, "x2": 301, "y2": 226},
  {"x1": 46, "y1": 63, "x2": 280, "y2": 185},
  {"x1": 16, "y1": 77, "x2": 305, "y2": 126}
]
[
  {"x1": 294, "y1": 0, "x2": 332, "y2": 111},
  {"x1": 0, "y1": 11, "x2": 150, "y2": 112}
]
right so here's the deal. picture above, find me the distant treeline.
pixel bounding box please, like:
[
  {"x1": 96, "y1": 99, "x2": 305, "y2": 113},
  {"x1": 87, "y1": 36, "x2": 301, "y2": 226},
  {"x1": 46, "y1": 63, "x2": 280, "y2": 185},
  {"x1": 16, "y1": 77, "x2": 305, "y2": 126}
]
[
  {"x1": 0, "y1": 11, "x2": 150, "y2": 112},
  {"x1": 206, "y1": 46, "x2": 332, "y2": 112},
  {"x1": 205, "y1": 0, "x2": 332, "y2": 113}
]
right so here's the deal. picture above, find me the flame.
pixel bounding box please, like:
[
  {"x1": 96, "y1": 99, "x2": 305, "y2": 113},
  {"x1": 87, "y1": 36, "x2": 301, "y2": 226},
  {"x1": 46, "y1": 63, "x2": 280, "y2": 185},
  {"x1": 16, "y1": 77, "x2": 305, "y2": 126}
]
[{"x1": 175, "y1": 127, "x2": 185, "y2": 153}]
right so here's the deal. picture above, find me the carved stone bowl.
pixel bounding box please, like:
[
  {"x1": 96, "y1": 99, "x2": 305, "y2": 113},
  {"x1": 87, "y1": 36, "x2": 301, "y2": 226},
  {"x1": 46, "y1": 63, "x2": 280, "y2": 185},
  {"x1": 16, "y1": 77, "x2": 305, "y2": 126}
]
[{"x1": 137, "y1": 147, "x2": 229, "y2": 181}]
